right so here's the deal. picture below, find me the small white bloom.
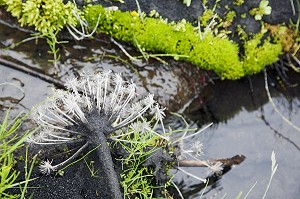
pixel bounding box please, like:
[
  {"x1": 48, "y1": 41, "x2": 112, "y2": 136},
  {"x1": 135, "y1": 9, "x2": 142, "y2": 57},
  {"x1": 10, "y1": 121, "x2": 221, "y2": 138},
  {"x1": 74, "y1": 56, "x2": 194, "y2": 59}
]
[
  {"x1": 112, "y1": 73, "x2": 123, "y2": 87},
  {"x1": 63, "y1": 93, "x2": 86, "y2": 122},
  {"x1": 25, "y1": 135, "x2": 37, "y2": 146},
  {"x1": 151, "y1": 103, "x2": 166, "y2": 121},
  {"x1": 128, "y1": 102, "x2": 143, "y2": 115},
  {"x1": 129, "y1": 122, "x2": 141, "y2": 133},
  {"x1": 39, "y1": 160, "x2": 56, "y2": 175},
  {"x1": 208, "y1": 161, "x2": 223, "y2": 175},
  {"x1": 190, "y1": 141, "x2": 204, "y2": 157},
  {"x1": 65, "y1": 77, "x2": 81, "y2": 93},
  {"x1": 143, "y1": 94, "x2": 155, "y2": 106},
  {"x1": 140, "y1": 120, "x2": 151, "y2": 133},
  {"x1": 34, "y1": 130, "x2": 48, "y2": 143},
  {"x1": 51, "y1": 89, "x2": 66, "y2": 100}
]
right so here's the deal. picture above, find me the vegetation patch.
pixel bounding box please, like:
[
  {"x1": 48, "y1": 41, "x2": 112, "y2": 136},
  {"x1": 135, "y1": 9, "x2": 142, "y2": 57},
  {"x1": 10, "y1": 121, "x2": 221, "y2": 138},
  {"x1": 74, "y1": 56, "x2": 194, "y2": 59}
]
[
  {"x1": 83, "y1": 4, "x2": 282, "y2": 80},
  {"x1": 0, "y1": 1, "x2": 285, "y2": 79},
  {"x1": 1, "y1": 0, "x2": 80, "y2": 34}
]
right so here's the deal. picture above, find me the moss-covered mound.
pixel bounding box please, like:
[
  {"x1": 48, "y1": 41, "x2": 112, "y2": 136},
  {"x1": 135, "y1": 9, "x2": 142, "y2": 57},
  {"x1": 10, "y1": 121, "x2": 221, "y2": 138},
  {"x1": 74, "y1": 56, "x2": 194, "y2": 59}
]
[
  {"x1": 84, "y1": 5, "x2": 282, "y2": 80},
  {"x1": 0, "y1": 1, "x2": 283, "y2": 80}
]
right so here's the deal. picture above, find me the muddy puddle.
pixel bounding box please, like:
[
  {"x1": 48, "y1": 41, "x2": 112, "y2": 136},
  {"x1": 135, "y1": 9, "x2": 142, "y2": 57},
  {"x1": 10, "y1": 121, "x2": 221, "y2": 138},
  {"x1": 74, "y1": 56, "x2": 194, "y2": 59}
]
[{"x1": 1, "y1": 16, "x2": 300, "y2": 198}]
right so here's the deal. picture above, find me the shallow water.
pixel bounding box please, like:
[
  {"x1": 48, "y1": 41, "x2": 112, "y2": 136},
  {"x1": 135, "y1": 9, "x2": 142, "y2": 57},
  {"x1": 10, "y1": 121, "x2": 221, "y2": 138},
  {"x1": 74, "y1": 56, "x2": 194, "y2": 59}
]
[
  {"x1": 1, "y1": 16, "x2": 300, "y2": 199},
  {"x1": 172, "y1": 72, "x2": 300, "y2": 198}
]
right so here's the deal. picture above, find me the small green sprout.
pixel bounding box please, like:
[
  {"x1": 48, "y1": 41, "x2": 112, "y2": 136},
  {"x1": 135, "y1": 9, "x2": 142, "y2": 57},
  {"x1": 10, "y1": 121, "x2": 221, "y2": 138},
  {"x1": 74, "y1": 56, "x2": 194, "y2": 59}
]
[
  {"x1": 250, "y1": 0, "x2": 272, "y2": 21},
  {"x1": 234, "y1": 0, "x2": 244, "y2": 6},
  {"x1": 183, "y1": 0, "x2": 192, "y2": 7}
]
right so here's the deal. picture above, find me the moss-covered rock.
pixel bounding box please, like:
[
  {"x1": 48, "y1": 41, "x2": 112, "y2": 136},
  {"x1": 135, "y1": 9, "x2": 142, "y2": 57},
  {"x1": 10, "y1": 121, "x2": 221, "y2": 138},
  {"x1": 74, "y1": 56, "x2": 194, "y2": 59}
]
[
  {"x1": 0, "y1": 1, "x2": 284, "y2": 80},
  {"x1": 84, "y1": 4, "x2": 282, "y2": 80}
]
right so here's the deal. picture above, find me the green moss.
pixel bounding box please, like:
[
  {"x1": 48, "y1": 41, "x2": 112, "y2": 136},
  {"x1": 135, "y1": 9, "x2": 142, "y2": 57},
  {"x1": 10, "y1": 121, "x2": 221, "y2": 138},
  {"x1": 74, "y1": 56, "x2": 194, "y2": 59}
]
[
  {"x1": 225, "y1": 11, "x2": 236, "y2": 23},
  {"x1": 85, "y1": 5, "x2": 247, "y2": 79},
  {"x1": 234, "y1": 0, "x2": 244, "y2": 6},
  {"x1": 2, "y1": 0, "x2": 80, "y2": 34},
  {"x1": 241, "y1": 13, "x2": 247, "y2": 19},
  {"x1": 223, "y1": 10, "x2": 236, "y2": 27},
  {"x1": 85, "y1": 4, "x2": 282, "y2": 80},
  {"x1": 243, "y1": 33, "x2": 282, "y2": 75},
  {"x1": 199, "y1": 9, "x2": 215, "y2": 26}
]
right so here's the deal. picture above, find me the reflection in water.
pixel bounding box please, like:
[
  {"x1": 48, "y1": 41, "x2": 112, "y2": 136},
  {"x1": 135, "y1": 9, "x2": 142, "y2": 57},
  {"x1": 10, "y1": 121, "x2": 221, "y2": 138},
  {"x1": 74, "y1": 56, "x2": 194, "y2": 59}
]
[
  {"x1": 259, "y1": 108, "x2": 300, "y2": 151},
  {"x1": 184, "y1": 69, "x2": 300, "y2": 125},
  {"x1": 0, "y1": 82, "x2": 25, "y2": 109},
  {"x1": 175, "y1": 69, "x2": 300, "y2": 198}
]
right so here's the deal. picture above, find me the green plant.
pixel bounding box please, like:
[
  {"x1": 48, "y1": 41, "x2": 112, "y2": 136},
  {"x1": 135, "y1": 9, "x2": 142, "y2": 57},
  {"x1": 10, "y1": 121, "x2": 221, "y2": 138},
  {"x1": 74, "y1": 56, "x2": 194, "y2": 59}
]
[
  {"x1": 243, "y1": 32, "x2": 282, "y2": 75},
  {"x1": 222, "y1": 10, "x2": 236, "y2": 28},
  {"x1": 116, "y1": 129, "x2": 170, "y2": 198},
  {"x1": 0, "y1": 111, "x2": 36, "y2": 198},
  {"x1": 44, "y1": 30, "x2": 68, "y2": 70},
  {"x1": 183, "y1": 0, "x2": 192, "y2": 7},
  {"x1": 1, "y1": 0, "x2": 85, "y2": 70},
  {"x1": 84, "y1": 159, "x2": 99, "y2": 178},
  {"x1": 234, "y1": 0, "x2": 244, "y2": 6},
  {"x1": 3, "y1": 0, "x2": 80, "y2": 34},
  {"x1": 84, "y1": 4, "x2": 283, "y2": 80},
  {"x1": 250, "y1": 0, "x2": 272, "y2": 21},
  {"x1": 1, "y1": 0, "x2": 284, "y2": 79}
]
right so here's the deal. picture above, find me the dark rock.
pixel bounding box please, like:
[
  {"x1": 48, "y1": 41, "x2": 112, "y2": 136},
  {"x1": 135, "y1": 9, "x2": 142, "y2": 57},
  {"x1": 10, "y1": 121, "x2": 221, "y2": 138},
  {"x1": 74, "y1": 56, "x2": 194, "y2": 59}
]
[{"x1": 90, "y1": 0, "x2": 298, "y2": 35}]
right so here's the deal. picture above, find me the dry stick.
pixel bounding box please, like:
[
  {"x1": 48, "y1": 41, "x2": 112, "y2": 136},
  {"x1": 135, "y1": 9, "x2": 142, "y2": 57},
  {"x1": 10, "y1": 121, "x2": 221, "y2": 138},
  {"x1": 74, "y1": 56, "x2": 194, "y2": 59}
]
[
  {"x1": 0, "y1": 57, "x2": 65, "y2": 89},
  {"x1": 178, "y1": 154, "x2": 246, "y2": 167}
]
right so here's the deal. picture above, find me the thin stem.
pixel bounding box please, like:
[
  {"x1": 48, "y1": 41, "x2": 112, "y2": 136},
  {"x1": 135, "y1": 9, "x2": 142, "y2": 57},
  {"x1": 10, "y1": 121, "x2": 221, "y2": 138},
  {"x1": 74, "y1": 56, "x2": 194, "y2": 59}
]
[
  {"x1": 264, "y1": 69, "x2": 300, "y2": 132},
  {"x1": 110, "y1": 37, "x2": 139, "y2": 62},
  {"x1": 171, "y1": 180, "x2": 184, "y2": 199},
  {"x1": 177, "y1": 167, "x2": 207, "y2": 183},
  {"x1": 244, "y1": 181, "x2": 257, "y2": 199},
  {"x1": 52, "y1": 141, "x2": 89, "y2": 170}
]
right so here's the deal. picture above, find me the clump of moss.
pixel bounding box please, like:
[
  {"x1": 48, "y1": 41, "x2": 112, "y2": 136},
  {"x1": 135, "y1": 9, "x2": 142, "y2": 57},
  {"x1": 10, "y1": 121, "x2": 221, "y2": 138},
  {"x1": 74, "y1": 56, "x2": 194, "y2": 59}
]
[
  {"x1": 85, "y1": 5, "x2": 247, "y2": 79},
  {"x1": 84, "y1": 4, "x2": 282, "y2": 80},
  {"x1": 223, "y1": 10, "x2": 236, "y2": 27},
  {"x1": 234, "y1": 0, "x2": 244, "y2": 6},
  {"x1": 2, "y1": 0, "x2": 79, "y2": 34},
  {"x1": 243, "y1": 33, "x2": 282, "y2": 75},
  {"x1": 199, "y1": 9, "x2": 215, "y2": 26}
]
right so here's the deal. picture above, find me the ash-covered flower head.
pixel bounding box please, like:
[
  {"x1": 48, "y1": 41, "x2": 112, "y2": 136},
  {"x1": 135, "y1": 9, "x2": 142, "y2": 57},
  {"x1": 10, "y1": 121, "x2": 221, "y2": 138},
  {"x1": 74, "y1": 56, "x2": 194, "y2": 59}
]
[
  {"x1": 28, "y1": 70, "x2": 165, "y2": 145},
  {"x1": 190, "y1": 141, "x2": 204, "y2": 157},
  {"x1": 39, "y1": 160, "x2": 55, "y2": 175},
  {"x1": 207, "y1": 161, "x2": 223, "y2": 175}
]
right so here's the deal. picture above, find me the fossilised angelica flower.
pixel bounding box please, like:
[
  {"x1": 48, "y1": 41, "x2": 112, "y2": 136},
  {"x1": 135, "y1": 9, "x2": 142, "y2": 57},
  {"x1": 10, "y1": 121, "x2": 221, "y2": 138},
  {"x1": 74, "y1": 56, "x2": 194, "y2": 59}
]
[
  {"x1": 39, "y1": 160, "x2": 56, "y2": 175},
  {"x1": 207, "y1": 161, "x2": 223, "y2": 175},
  {"x1": 190, "y1": 141, "x2": 204, "y2": 157},
  {"x1": 28, "y1": 70, "x2": 166, "y2": 168},
  {"x1": 28, "y1": 70, "x2": 167, "y2": 198}
]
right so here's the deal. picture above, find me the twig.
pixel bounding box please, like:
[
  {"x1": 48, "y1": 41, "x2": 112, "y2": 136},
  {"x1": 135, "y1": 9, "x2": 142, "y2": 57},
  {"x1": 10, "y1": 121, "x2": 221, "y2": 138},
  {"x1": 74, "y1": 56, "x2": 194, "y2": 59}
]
[
  {"x1": 290, "y1": 0, "x2": 296, "y2": 15},
  {"x1": 110, "y1": 37, "x2": 139, "y2": 62},
  {"x1": 178, "y1": 155, "x2": 246, "y2": 167},
  {"x1": 0, "y1": 57, "x2": 65, "y2": 89},
  {"x1": 177, "y1": 167, "x2": 207, "y2": 183}
]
